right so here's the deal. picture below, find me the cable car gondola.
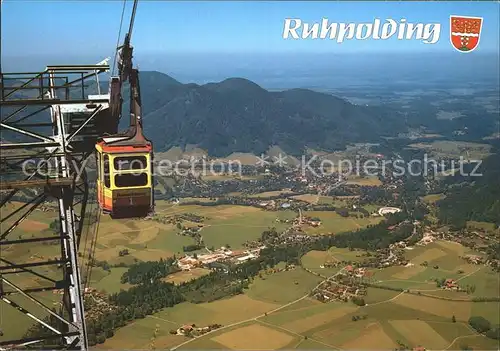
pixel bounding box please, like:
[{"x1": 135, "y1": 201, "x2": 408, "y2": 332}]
[{"x1": 96, "y1": 11, "x2": 154, "y2": 218}]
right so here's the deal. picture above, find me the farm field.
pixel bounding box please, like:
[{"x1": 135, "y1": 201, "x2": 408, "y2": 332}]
[
  {"x1": 301, "y1": 247, "x2": 371, "y2": 276},
  {"x1": 212, "y1": 323, "x2": 295, "y2": 349},
  {"x1": 290, "y1": 194, "x2": 320, "y2": 204},
  {"x1": 422, "y1": 193, "x2": 446, "y2": 204},
  {"x1": 163, "y1": 268, "x2": 212, "y2": 285},
  {"x1": 248, "y1": 190, "x2": 296, "y2": 198},
  {"x1": 345, "y1": 175, "x2": 383, "y2": 186},
  {"x1": 301, "y1": 211, "x2": 382, "y2": 235},
  {"x1": 466, "y1": 220, "x2": 498, "y2": 232},
  {"x1": 317, "y1": 196, "x2": 379, "y2": 214},
  {"x1": 170, "y1": 281, "x2": 498, "y2": 351},
  {"x1": 93, "y1": 202, "x2": 296, "y2": 265},
  {"x1": 246, "y1": 267, "x2": 323, "y2": 304},
  {"x1": 407, "y1": 140, "x2": 492, "y2": 160},
  {"x1": 92, "y1": 267, "x2": 133, "y2": 294},
  {"x1": 198, "y1": 207, "x2": 295, "y2": 248},
  {"x1": 98, "y1": 294, "x2": 280, "y2": 350}
]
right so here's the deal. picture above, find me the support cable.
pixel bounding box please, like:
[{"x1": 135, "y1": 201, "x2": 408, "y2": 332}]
[
  {"x1": 112, "y1": 0, "x2": 127, "y2": 77},
  {"x1": 128, "y1": 0, "x2": 138, "y2": 41},
  {"x1": 80, "y1": 187, "x2": 97, "y2": 290},
  {"x1": 84, "y1": 209, "x2": 100, "y2": 291}
]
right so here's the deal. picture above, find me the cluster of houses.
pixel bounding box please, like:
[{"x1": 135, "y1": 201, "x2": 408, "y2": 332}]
[
  {"x1": 313, "y1": 276, "x2": 368, "y2": 304},
  {"x1": 257, "y1": 199, "x2": 296, "y2": 210},
  {"x1": 312, "y1": 264, "x2": 374, "y2": 303},
  {"x1": 148, "y1": 213, "x2": 206, "y2": 225},
  {"x1": 176, "y1": 246, "x2": 265, "y2": 270},
  {"x1": 442, "y1": 278, "x2": 460, "y2": 291},
  {"x1": 172, "y1": 323, "x2": 223, "y2": 337},
  {"x1": 297, "y1": 216, "x2": 322, "y2": 228},
  {"x1": 83, "y1": 287, "x2": 120, "y2": 321},
  {"x1": 313, "y1": 283, "x2": 363, "y2": 303},
  {"x1": 379, "y1": 245, "x2": 409, "y2": 267},
  {"x1": 462, "y1": 254, "x2": 484, "y2": 265},
  {"x1": 344, "y1": 265, "x2": 373, "y2": 279}
]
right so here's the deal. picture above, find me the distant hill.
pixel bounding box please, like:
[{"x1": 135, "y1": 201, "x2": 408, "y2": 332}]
[{"x1": 137, "y1": 71, "x2": 407, "y2": 157}]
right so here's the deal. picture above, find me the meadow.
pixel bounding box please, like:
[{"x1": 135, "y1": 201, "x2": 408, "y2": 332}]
[
  {"x1": 407, "y1": 140, "x2": 492, "y2": 160},
  {"x1": 301, "y1": 247, "x2": 371, "y2": 277},
  {"x1": 345, "y1": 175, "x2": 383, "y2": 187},
  {"x1": 301, "y1": 211, "x2": 382, "y2": 235}
]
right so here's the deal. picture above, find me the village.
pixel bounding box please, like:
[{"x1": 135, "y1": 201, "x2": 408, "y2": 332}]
[{"x1": 312, "y1": 265, "x2": 370, "y2": 303}]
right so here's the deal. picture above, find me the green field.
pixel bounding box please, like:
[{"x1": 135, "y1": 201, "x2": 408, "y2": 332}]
[
  {"x1": 302, "y1": 211, "x2": 382, "y2": 235},
  {"x1": 248, "y1": 190, "x2": 296, "y2": 198},
  {"x1": 422, "y1": 193, "x2": 446, "y2": 204},
  {"x1": 466, "y1": 221, "x2": 498, "y2": 232},
  {"x1": 92, "y1": 267, "x2": 133, "y2": 294},
  {"x1": 301, "y1": 247, "x2": 371, "y2": 277},
  {"x1": 99, "y1": 294, "x2": 279, "y2": 350},
  {"x1": 345, "y1": 175, "x2": 383, "y2": 186},
  {"x1": 173, "y1": 286, "x2": 498, "y2": 351},
  {"x1": 199, "y1": 208, "x2": 295, "y2": 248},
  {"x1": 408, "y1": 140, "x2": 492, "y2": 160},
  {"x1": 246, "y1": 268, "x2": 323, "y2": 304}
]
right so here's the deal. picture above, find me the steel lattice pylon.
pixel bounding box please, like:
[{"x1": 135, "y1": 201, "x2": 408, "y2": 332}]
[{"x1": 0, "y1": 63, "x2": 114, "y2": 350}]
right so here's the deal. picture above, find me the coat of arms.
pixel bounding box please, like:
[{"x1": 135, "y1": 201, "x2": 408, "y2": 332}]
[{"x1": 450, "y1": 16, "x2": 483, "y2": 53}]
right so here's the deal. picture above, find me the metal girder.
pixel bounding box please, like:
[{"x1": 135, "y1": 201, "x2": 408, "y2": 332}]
[
  {"x1": 0, "y1": 65, "x2": 107, "y2": 350},
  {"x1": 0, "y1": 98, "x2": 109, "y2": 107},
  {"x1": 0, "y1": 178, "x2": 75, "y2": 191}
]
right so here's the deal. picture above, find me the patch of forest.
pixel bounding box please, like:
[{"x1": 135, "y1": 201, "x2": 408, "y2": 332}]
[{"x1": 437, "y1": 149, "x2": 500, "y2": 228}]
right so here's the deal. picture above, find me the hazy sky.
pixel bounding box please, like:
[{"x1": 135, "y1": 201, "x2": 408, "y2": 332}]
[{"x1": 2, "y1": 1, "x2": 499, "y2": 58}]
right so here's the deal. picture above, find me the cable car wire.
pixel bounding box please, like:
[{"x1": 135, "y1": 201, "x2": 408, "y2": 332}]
[
  {"x1": 128, "y1": 0, "x2": 138, "y2": 42},
  {"x1": 112, "y1": 0, "x2": 127, "y2": 77}
]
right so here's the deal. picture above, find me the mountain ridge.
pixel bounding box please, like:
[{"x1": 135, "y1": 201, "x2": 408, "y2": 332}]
[{"x1": 138, "y1": 71, "x2": 406, "y2": 157}]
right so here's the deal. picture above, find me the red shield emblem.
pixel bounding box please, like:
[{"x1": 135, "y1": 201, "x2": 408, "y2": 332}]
[{"x1": 450, "y1": 16, "x2": 483, "y2": 53}]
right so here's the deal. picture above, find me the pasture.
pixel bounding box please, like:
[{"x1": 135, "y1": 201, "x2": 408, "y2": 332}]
[
  {"x1": 466, "y1": 220, "x2": 498, "y2": 232},
  {"x1": 94, "y1": 203, "x2": 296, "y2": 263},
  {"x1": 290, "y1": 194, "x2": 320, "y2": 204},
  {"x1": 248, "y1": 190, "x2": 296, "y2": 198},
  {"x1": 198, "y1": 207, "x2": 295, "y2": 248},
  {"x1": 301, "y1": 247, "x2": 371, "y2": 276},
  {"x1": 422, "y1": 193, "x2": 446, "y2": 204},
  {"x1": 340, "y1": 322, "x2": 397, "y2": 349},
  {"x1": 345, "y1": 176, "x2": 383, "y2": 187},
  {"x1": 301, "y1": 211, "x2": 382, "y2": 235},
  {"x1": 92, "y1": 267, "x2": 133, "y2": 294},
  {"x1": 98, "y1": 312, "x2": 186, "y2": 350},
  {"x1": 100, "y1": 294, "x2": 279, "y2": 350},
  {"x1": 246, "y1": 268, "x2": 323, "y2": 304},
  {"x1": 163, "y1": 268, "x2": 211, "y2": 285},
  {"x1": 407, "y1": 140, "x2": 492, "y2": 160},
  {"x1": 235, "y1": 288, "x2": 494, "y2": 351},
  {"x1": 212, "y1": 323, "x2": 295, "y2": 350},
  {"x1": 389, "y1": 320, "x2": 453, "y2": 350}
]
